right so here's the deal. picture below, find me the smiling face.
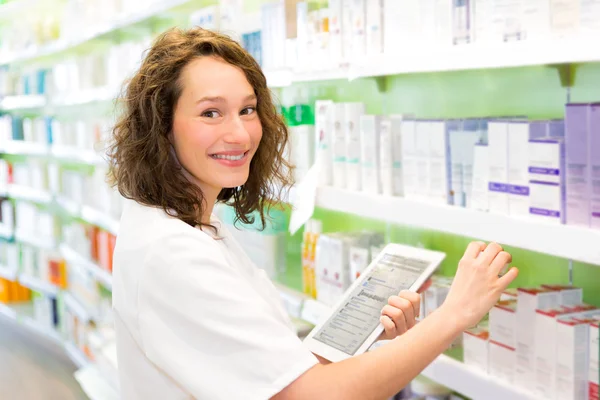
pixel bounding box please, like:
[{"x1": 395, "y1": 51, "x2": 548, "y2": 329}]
[{"x1": 171, "y1": 56, "x2": 262, "y2": 205}]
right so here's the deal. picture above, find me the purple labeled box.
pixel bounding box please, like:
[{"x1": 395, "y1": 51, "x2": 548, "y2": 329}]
[
  {"x1": 590, "y1": 103, "x2": 600, "y2": 229},
  {"x1": 565, "y1": 104, "x2": 590, "y2": 227}
]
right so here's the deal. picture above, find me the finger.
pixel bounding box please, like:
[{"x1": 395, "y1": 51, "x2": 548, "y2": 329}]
[
  {"x1": 491, "y1": 251, "x2": 512, "y2": 275},
  {"x1": 417, "y1": 279, "x2": 432, "y2": 294},
  {"x1": 380, "y1": 315, "x2": 396, "y2": 339},
  {"x1": 478, "y1": 242, "x2": 503, "y2": 265},
  {"x1": 388, "y1": 296, "x2": 416, "y2": 329},
  {"x1": 398, "y1": 290, "x2": 421, "y2": 320},
  {"x1": 463, "y1": 241, "x2": 486, "y2": 260},
  {"x1": 497, "y1": 267, "x2": 519, "y2": 291}
]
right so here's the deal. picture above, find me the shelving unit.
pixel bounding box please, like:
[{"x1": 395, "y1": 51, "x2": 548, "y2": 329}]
[
  {"x1": 60, "y1": 244, "x2": 113, "y2": 290},
  {"x1": 65, "y1": 342, "x2": 91, "y2": 369},
  {"x1": 264, "y1": 39, "x2": 600, "y2": 87},
  {"x1": 314, "y1": 186, "x2": 600, "y2": 265},
  {"x1": 0, "y1": 263, "x2": 18, "y2": 281},
  {"x1": 6, "y1": 184, "x2": 52, "y2": 205},
  {"x1": 18, "y1": 274, "x2": 60, "y2": 296},
  {"x1": 0, "y1": 0, "x2": 195, "y2": 66}
]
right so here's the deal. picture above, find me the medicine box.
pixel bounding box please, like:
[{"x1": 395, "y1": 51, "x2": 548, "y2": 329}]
[
  {"x1": 490, "y1": 340, "x2": 516, "y2": 383},
  {"x1": 508, "y1": 121, "x2": 531, "y2": 217},
  {"x1": 528, "y1": 138, "x2": 566, "y2": 224},
  {"x1": 463, "y1": 325, "x2": 490, "y2": 373},
  {"x1": 565, "y1": 104, "x2": 590, "y2": 227},
  {"x1": 589, "y1": 319, "x2": 599, "y2": 400},
  {"x1": 360, "y1": 115, "x2": 382, "y2": 194},
  {"x1": 516, "y1": 287, "x2": 561, "y2": 391},
  {"x1": 590, "y1": 103, "x2": 600, "y2": 229},
  {"x1": 541, "y1": 285, "x2": 583, "y2": 307},
  {"x1": 490, "y1": 299, "x2": 517, "y2": 348},
  {"x1": 488, "y1": 121, "x2": 509, "y2": 214},
  {"x1": 555, "y1": 316, "x2": 595, "y2": 400}
]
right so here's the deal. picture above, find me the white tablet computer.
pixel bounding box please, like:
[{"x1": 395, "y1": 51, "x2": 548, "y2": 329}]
[{"x1": 304, "y1": 243, "x2": 446, "y2": 363}]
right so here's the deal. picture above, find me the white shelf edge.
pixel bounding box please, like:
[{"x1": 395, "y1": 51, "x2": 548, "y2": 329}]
[
  {"x1": 80, "y1": 206, "x2": 120, "y2": 235},
  {"x1": 0, "y1": 223, "x2": 13, "y2": 240},
  {"x1": 315, "y1": 186, "x2": 600, "y2": 266},
  {"x1": 0, "y1": 141, "x2": 49, "y2": 156},
  {"x1": 60, "y1": 243, "x2": 113, "y2": 290},
  {"x1": 18, "y1": 274, "x2": 59, "y2": 296},
  {"x1": 0, "y1": 94, "x2": 46, "y2": 110},
  {"x1": 422, "y1": 354, "x2": 541, "y2": 400},
  {"x1": 21, "y1": 316, "x2": 63, "y2": 344},
  {"x1": 51, "y1": 146, "x2": 106, "y2": 166},
  {"x1": 0, "y1": 0, "x2": 194, "y2": 65},
  {"x1": 65, "y1": 342, "x2": 91, "y2": 369},
  {"x1": 0, "y1": 302, "x2": 17, "y2": 320},
  {"x1": 51, "y1": 87, "x2": 119, "y2": 107},
  {"x1": 74, "y1": 365, "x2": 120, "y2": 400},
  {"x1": 7, "y1": 184, "x2": 53, "y2": 205},
  {"x1": 15, "y1": 230, "x2": 56, "y2": 250},
  {"x1": 0, "y1": 264, "x2": 18, "y2": 281},
  {"x1": 265, "y1": 39, "x2": 600, "y2": 87},
  {"x1": 63, "y1": 292, "x2": 94, "y2": 323}
]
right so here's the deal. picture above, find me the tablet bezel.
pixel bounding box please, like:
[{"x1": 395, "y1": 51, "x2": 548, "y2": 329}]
[{"x1": 303, "y1": 243, "x2": 446, "y2": 363}]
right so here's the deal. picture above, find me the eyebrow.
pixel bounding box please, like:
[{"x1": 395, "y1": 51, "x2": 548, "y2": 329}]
[{"x1": 196, "y1": 94, "x2": 257, "y2": 104}]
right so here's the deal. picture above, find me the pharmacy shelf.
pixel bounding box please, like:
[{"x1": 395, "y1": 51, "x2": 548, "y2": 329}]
[
  {"x1": 0, "y1": 302, "x2": 17, "y2": 320},
  {"x1": 0, "y1": 0, "x2": 35, "y2": 21},
  {"x1": 80, "y1": 206, "x2": 120, "y2": 236},
  {"x1": 6, "y1": 184, "x2": 53, "y2": 204},
  {"x1": 21, "y1": 316, "x2": 63, "y2": 344},
  {"x1": 315, "y1": 186, "x2": 600, "y2": 266},
  {"x1": 18, "y1": 274, "x2": 60, "y2": 297},
  {"x1": 0, "y1": 263, "x2": 18, "y2": 281},
  {"x1": 0, "y1": 95, "x2": 46, "y2": 110},
  {"x1": 59, "y1": 244, "x2": 113, "y2": 290},
  {"x1": 51, "y1": 87, "x2": 119, "y2": 107},
  {"x1": 265, "y1": 38, "x2": 600, "y2": 87},
  {"x1": 75, "y1": 364, "x2": 120, "y2": 400},
  {"x1": 65, "y1": 342, "x2": 91, "y2": 369},
  {"x1": 64, "y1": 292, "x2": 95, "y2": 323},
  {"x1": 0, "y1": 223, "x2": 13, "y2": 240},
  {"x1": 15, "y1": 230, "x2": 56, "y2": 250},
  {"x1": 0, "y1": 0, "x2": 194, "y2": 66},
  {"x1": 421, "y1": 354, "x2": 539, "y2": 400},
  {"x1": 0, "y1": 140, "x2": 49, "y2": 156},
  {"x1": 51, "y1": 146, "x2": 106, "y2": 166}
]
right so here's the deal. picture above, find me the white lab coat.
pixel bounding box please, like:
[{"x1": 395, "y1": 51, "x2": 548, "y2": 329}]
[{"x1": 112, "y1": 200, "x2": 318, "y2": 399}]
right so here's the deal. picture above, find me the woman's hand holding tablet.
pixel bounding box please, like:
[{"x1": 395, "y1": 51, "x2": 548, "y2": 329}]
[{"x1": 273, "y1": 241, "x2": 518, "y2": 400}]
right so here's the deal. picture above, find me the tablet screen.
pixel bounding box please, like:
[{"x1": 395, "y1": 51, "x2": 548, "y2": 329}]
[{"x1": 313, "y1": 253, "x2": 431, "y2": 355}]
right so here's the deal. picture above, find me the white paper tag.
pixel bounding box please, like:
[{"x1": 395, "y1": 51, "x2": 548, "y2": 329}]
[{"x1": 289, "y1": 158, "x2": 321, "y2": 235}]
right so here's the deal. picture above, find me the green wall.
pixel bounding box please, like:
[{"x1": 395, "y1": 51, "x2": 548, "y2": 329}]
[{"x1": 274, "y1": 63, "x2": 600, "y2": 307}]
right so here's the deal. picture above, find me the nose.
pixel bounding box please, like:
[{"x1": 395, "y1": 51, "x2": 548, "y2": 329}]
[{"x1": 223, "y1": 114, "x2": 250, "y2": 145}]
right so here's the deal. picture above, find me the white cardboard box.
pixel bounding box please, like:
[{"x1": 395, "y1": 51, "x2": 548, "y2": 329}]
[
  {"x1": 488, "y1": 121, "x2": 510, "y2": 214},
  {"x1": 542, "y1": 284, "x2": 584, "y2": 307},
  {"x1": 464, "y1": 326, "x2": 490, "y2": 373},
  {"x1": 555, "y1": 316, "x2": 594, "y2": 400},
  {"x1": 508, "y1": 121, "x2": 531, "y2": 217},
  {"x1": 360, "y1": 115, "x2": 383, "y2": 195},
  {"x1": 516, "y1": 287, "x2": 561, "y2": 391},
  {"x1": 490, "y1": 340, "x2": 517, "y2": 383},
  {"x1": 490, "y1": 299, "x2": 518, "y2": 349},
  {"x1": 589, "y1": 319, "x2": 600, "y2": 400}
]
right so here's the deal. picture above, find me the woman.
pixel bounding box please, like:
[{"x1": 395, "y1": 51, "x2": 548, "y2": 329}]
[{"x1": 109, "y1": 27, "x2": 517, "y2": 400}]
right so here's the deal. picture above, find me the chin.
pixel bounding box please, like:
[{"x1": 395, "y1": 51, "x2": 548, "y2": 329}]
[{"x1": 219, "y1": 173, "x2": 249, "y2": 189}]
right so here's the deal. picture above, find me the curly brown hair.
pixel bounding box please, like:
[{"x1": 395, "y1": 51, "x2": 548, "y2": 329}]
[{"x1": 107, "y1": 27, "x2": 292, "y2": 230}]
